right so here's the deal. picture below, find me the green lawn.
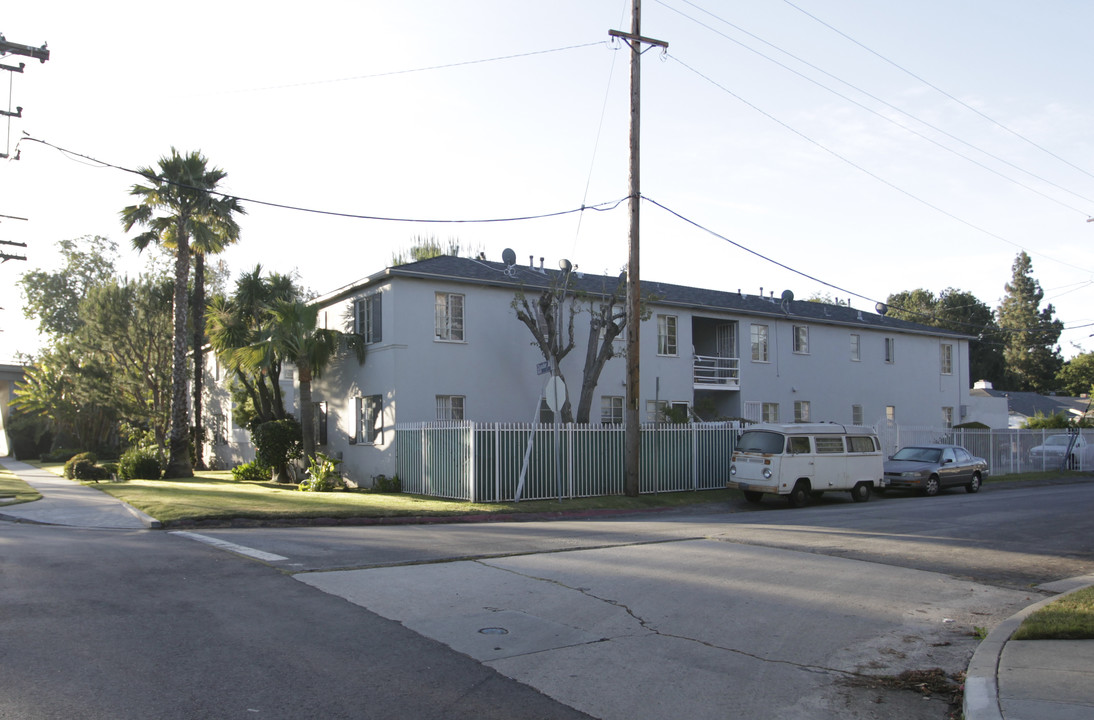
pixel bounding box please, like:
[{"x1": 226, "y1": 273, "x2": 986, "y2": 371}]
[
  {"x1": 1013, "y1": 587, "x2": 1094, "y2": 640},
  {"x1": 85, "y1": 470, "x2": 736, "y2": 526},
  {"x1": 0, "y1": 465, "x2": 41, "y2": 505}
]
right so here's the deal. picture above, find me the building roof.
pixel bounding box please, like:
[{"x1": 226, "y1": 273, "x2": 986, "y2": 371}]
[
  {"x1": 315, "y1": 254, "x2": 971, "y2": 340},
  {"x1": 970, "y1": 387, "x2": 1093, "y2": 420}
]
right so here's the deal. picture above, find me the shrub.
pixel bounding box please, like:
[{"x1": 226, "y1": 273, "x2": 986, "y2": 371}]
[
  {"x1": 297, "y1": 453, "x2": 345, "y2": 493},
  {"x1": 251, "y1": 418, "x2": 302, "y2": 482},
  {"x1": 101, "y1": 462, "x2": 120, "y2": 478},
  {"x1": 119, "y1": 447, "x2": 162, "y2": 481},
  {"x1": 231, "y1": 461, "x2": 271, "y2": 483},
  {"x1": 44, "y1": 448, "x2": 83, "y2": 464},
  {"x1": 64, "y1": 452, "x2": 98, "y2": 479},
  {"x1": 72, "y1": 459, "x2": 111, "y2": 482},
  {"x1": 372, "y1": 474, "x2": 401, "y2": 493}
]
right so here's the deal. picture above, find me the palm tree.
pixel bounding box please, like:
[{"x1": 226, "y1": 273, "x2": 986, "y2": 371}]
[
  {"x1": 260, "y1": 300, "x2": 365, "y2": 467},
  {"x1": 120, "y1": 149, "x2": 244, "y2": 478}
]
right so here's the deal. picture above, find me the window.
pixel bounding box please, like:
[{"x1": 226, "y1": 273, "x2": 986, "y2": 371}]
[
  {"x1": 787, "y1": 436, "x2": 811, "y2": 454},
  {"x1": 940, "y1": 343, "x2": 953, "y2": 375},
  {"x1": 213, "y1": 413, "x2": 228, "y2": 446},
  {"x1": 761, "y1": 402, "x2": 779, "y2": 423},
  {"x1": 646, "y1": 399, "x2": 668, "y2": 422},
  {"x1": 657, "y1": 315, "x2": 678, "y2": 356},
  {"x1": 885, "y1": 405, "x2": 896, "y2": 422},
  {"x1": 743, "y1": 401, "x2": 762, "y2": 423},
  {"x1": 942, "y1": 406, "x2": 954, "y2": 428},
  {"x1": 435, "y1": 292, "x2": 465, "y2": 341},
  {"x1": 815, "y1": 436, "x2": 844, "y2": 453},
  {"x1": 436, "y1": 395, "x2": 465, "y2": 421},
  {"x1": 794, "y1": 400, "x2": 811, "y2": 423},
  {"x1": 851, "y1": 404, "x2": 863, "y2": 426},
  {"x1": 850, "y1": 333, "x2": 860, "y2": 362},
  {"x1": 356, "y1": 395, "x2": 383, "y2": 444},
  {"x1": 884, "y1": 337, "x2": 895, "y2": 364},
  {"x1": 354, "y1": 293, "x2": 382, "y2": 344},
  {"x1": 313, "y1": 401, "x2": 328, "y2": 446},
  {"x1": 792, "y1": 325, "x2": 809, "y2": 354},
  {"x1": 848, "y1": 436, "x2": 877, "y2": 453},
  {"x1": 751, "y1": 324, "x2": 769, "y2": 362},
  {"x1": 601, "y1": 396, "x2": 624, "y2": 425}
]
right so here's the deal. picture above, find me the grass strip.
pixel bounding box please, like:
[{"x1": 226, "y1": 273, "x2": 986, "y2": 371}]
[
  {"x1": 89, "y1": 471, "x2": 736, "y2": 526},
  {"x1": 0, "y1": 465, "x2": 42, "y2": 505},
  {"x1": 1013, "y1": 586, "x2": 1094, "y2": 640}
]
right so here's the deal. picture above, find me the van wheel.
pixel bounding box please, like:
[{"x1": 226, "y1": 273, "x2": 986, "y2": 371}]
[
  {"x1": 851, "y1": 482, "x2": 872, "y2": 503},
  {"x1": 787, "y1": 481, "x2": 809, "y2": 508},
  {"x1": 743, "y1": 490, "x2": 763, "y2": 504},
  {"x1": 923, "y1": 475, "x2": 940, "y2": 497}
]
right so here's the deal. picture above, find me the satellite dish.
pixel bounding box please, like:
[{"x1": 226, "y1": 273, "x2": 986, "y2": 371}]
[
  {"x1": 780, "y1": 289, "x2": 794, "y2": 303},
  {"x1": 502, "y1": 248, "x2": 516, "y2": 267},
  {"x1": 559, "y1": 259, "x2": 573, "y2": 273},
  {"x1": 875, "y1": 302, "x2": 888, "y2": 315}
]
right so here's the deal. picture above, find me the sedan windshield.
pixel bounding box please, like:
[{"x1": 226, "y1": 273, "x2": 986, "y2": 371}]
[{"x1": 892, "y1": 447, "x2": 942, "y2": 463}]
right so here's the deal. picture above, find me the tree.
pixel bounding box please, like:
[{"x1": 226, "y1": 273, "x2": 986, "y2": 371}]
[
  {"x1": 206, "y1": 266, "x2": 299, "y2": 428},
  {"x1": 390, "y1": 235, "x2": 482, "y2": 266},
  {"x1": 885, "y1": 287, "x2": 1004, "y2": 386},
  {"x1": 1056, "y1": 352, "x2": 1094, "y2": 397},
  {"x1": 77, "y1": 276, "x2": 174, "y2": 453},
  {"x1": 257, "y1": 299, "x2": 365, "y2": 470},
  {"x1": 513, "y1": 270, "x2": 637, "y2": 424},
  {"x1": 18, "y1": 235, "x2": 118, "y2": 338},
  {"x1": 120, "y1": 149, "x2": 244, "y2": 478},
  {"x1": 996, "y1": 252, "x2": 1063, "y2": 392}
]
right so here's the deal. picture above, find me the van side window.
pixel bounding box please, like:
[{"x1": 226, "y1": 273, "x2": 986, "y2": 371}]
[
  {"x1": 814, "y1": 436, "x2": 844, "y2": 454},
  {"x1": 787, "y1": 437, "x2": 811, "y2": 454},
  {"x1": 848, "y1": 436, "x2": 877, "y2": 453}
]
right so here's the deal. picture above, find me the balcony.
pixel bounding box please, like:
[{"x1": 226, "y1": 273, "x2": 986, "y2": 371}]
[{"x1": 693, "y1": 355, "x2": 740, "y2": 390}]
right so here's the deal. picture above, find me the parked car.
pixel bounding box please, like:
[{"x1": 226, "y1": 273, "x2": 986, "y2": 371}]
[
  {"x1": 882, "y1": 444, "x2": 987, "y2": 496},
  {"x1": 1028, "y1": 434, "x2": 1090, "y2": 469}
]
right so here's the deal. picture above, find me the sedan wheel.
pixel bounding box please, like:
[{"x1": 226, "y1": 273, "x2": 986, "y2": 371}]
[
  {"x1": 966, "y1": 473, "x2": 981, "y2": 494},
  {"x1": 923, "y1": 475, "x2": 940, "y2": 497}
]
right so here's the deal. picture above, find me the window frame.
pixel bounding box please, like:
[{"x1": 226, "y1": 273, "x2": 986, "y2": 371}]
[
  {"x1": 434, "y1": 292, "x2": 465, "y2": 342},
  {"x1": 436, "y1": 395, "x2": 465, "y2": 421},
  {"x1": 355, "y1": 293, "x2": 383, "y2": 344},
  {"x1": 657, "y1": 314, "x2": 678, "y2": 356},
  {"x1": 884, "y1": 337, "x2": 896, "y2": 364},
  {"x1": 792, "y1": 325, "x2": 809, "y2": 355},
  {"x1": 851, "y1": 404, "x2": 864, "y2": 426},
  {"x1": 850, "y1": 333, "x2": 861, "y2": 362},
  {"x1": 356, "y1": 394, "x2": 383, "y2": 445},
  {"x1": 600, "y1": 396, "x2": 624, "y2": 425},
  {"x1": 761, "y1": 402, "x2": 779, "y2": 423},
  {"x1": 751, "y1": 324, "x2": 769, "y2": 363},
  {"x1": 940, "y1": 343, "x2": 953, "y2": 375},
  {"x1": 794, "y1": 400, "x2": 811, "y2": 423}
]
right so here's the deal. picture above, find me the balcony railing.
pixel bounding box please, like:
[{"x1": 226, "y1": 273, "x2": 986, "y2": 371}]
[{"x1": 693, "y1": 355, "x2": 740, "y2": 389}]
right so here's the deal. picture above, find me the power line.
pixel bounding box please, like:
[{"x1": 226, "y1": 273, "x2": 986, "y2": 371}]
[
  {"x1": 665, "y1": 55, "x2": 1094, "y2": 278},
  {"x1": 20, "y1": 135, "x2": 628, "y2": 224},
  {"x1": 780, "y1": 0, "x2": 1094, "y2": 183},
  {"x1": 658, "y1": 0, "x2": 1094, "y2": 215}
]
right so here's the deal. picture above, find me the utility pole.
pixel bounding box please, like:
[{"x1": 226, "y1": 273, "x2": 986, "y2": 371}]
[
  {"x1": 0, "y1": 33, "x2": 49, "y2": 160},
  {"x1": 610, "y1": 1, "x2": 667, "y2": 497}
]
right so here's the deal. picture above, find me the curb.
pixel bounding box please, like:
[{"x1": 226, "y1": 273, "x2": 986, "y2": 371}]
[{"x1": 963, "y1": 576, "x2": 1094, "y2": 720}]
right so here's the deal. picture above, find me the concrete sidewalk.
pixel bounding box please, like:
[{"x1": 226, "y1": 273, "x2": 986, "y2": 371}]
[
  {"x1": 964, "y1": 575, "x2": 1094, "y2": 720},
  {"x1": 0, "y1": 457, "x2": 160, "y2": 529}
]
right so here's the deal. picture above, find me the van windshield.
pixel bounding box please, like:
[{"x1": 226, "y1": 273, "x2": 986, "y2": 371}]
[{"x1": 736, "y1": 430, "x2": 785, "y2": 454}]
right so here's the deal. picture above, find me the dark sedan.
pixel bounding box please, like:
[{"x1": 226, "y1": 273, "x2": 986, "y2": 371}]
[{"x1": 882, "y1": 444, "x2": 988, "y2": 496}]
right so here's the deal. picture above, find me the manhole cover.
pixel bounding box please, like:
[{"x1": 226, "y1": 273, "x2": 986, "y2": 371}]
[{"x1": 478, "y1": 627, "x2": 509, "y2": 635}]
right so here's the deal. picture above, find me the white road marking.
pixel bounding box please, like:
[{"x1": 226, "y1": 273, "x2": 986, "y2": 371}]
[{"x1": 170, "y1": 531, "x2": 288, "y2": 562}]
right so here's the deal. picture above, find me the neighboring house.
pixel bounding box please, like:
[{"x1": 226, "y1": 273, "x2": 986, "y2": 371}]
[
  {"x1": 205, "y1": 254, "x2": 980, "y2": 487},
  {"x1": 0, "y1": 363, "x2": 25, "y2": 457},
  {"x1": 970, "y1": 380, "x2": 1094, "y2": 428}
]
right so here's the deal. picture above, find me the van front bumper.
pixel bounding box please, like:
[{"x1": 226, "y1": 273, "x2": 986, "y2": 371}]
[{"x1": 727, "y1": 480, "x2": 779, "y2": 494}]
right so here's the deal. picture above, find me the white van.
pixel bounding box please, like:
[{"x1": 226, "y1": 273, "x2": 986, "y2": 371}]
[{"x1": 727, "y1": 423, "x2": 884, "y2": 507}]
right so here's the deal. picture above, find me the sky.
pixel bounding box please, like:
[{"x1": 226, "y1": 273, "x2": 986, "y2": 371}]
[{"x1": 2, "y1": 1, "x2": 1093, "y2": 367}]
